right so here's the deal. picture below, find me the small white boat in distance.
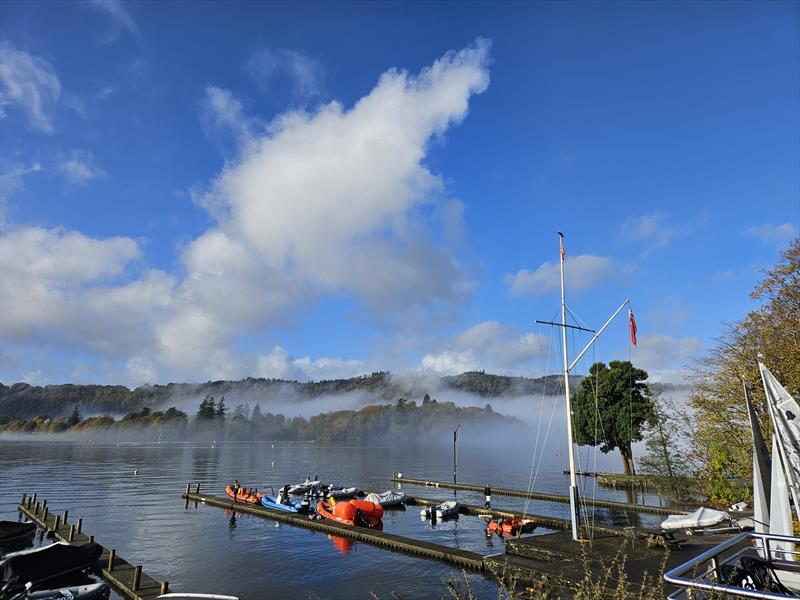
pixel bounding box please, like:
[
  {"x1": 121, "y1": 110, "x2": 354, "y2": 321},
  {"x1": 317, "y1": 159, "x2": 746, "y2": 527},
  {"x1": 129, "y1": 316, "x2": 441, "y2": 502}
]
[
  {"x1": 288, "y1": 477, "x2": 321, "y2": 494},
  {"x1": 325, "y1": 486, "x2": 358, "y2": 499},
  {"x1": 365, "y1": 490, "x2": 406, "y2": 507},
  {"x1": 420, "y1": 500, "x2": 459, "y2": 519}
]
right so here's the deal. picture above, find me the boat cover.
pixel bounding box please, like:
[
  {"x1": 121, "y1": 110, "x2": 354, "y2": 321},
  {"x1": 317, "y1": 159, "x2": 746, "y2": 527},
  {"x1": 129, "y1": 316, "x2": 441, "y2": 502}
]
[
  {"x1": 435, "y1": 501, "x2": 459, "y2": 518},
  {"x1": 661, "y1": 507, "x2": 731, "y2": 531},
  {"x1": 364, "y1": 491, "x2": 406, "y2": 507},
  {"x1": 24, "y1": 582, "x2": 110, "y2": 600},
  {"x1": 0, "y1": 542, "x2": 102, "y2": 594},
  {"x1": 0, "y1": 522, "x2": 36, "y2": 543}
]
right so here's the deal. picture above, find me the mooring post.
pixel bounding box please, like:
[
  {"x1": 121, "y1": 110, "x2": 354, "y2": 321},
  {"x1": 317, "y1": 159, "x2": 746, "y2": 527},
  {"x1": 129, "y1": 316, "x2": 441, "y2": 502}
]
[
  {"x1": 54, "y1": 514, "x2": 61, "y2": 530},
  {"x1": 68, "y1": 524, "x2": 75, "y2": 542},
  {"x1": 77, "y1": 517, "x2": 83, "y2": 534},
  {"x1": 132, "y1": 565, "x2": 142, "y2": 591},
  {"x1": 89, "y1": 535, "x2": 94, "y2": 543},
  {"x1": 35, "y1": 501, "x2": 40, "y2": 515},
  {"x1": 107, "y1": 549, "x2": 116, "y2": 571},
  {"x1": 43, "y1": 506, "x2": 49, "y2": 523},
  {"x1": 196, "y1": 482, "x2": 201, "y2": 493},
  {"x1": 42, "y1": 499, "x2": 47, "y2": 511},
  {"x1": 160, "y1": 582, "x2": 169, "y2": 595},
  {"x1": 185, "y1": 483, "x2": 191, "y2": 495},
  {"x1": 32, "y1": 493, "x2": 37, "y2": 506},
  {"x1": 63, "y1": 510, "x2": 69, "y2": 523},
  {"x1": 21, "y1": 493, "x2": 26, "y2": 505}
]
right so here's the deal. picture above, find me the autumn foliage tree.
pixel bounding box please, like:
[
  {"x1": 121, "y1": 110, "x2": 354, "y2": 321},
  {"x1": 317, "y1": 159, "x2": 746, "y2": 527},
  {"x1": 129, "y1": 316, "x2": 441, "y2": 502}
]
[
  {"x1": 572, "y1": 360, "x2": 653, "y2": 475},
  {"x1": 689, "y1": 238, "x2": 799, "y2": 502}
]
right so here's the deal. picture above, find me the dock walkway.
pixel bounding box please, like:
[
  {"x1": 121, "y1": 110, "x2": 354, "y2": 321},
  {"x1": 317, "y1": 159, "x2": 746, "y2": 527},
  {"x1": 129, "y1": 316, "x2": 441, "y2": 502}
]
[
  {"x1": 17, "y1": 494, "x2": 167, "y2": 600},
  {"x1": 391, "y1": 475, "x2": 679, "y2": 516},
  {"x1": 182, "y1": 486, "x2": 485, "y2": 571}
]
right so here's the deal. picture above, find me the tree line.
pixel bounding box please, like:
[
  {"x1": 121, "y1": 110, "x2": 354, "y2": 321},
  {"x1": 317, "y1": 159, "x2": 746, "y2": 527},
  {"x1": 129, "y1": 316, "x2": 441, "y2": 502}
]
[{"x1": 0, "y1": 395, "x2": 524, "y2": 443}]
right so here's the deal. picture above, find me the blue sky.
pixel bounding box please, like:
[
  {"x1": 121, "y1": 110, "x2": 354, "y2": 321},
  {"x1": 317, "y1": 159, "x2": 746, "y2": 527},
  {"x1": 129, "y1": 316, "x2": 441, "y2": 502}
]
[{"x1": 0, "y1": 0, "x2": 798, "y2": 386}]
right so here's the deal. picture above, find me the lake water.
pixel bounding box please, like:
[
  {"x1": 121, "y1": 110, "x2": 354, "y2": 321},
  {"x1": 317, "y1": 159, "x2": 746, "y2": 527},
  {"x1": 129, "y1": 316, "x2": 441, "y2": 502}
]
[{"x1": 0, "y1": 439, "x2": 668, "y2": 599}]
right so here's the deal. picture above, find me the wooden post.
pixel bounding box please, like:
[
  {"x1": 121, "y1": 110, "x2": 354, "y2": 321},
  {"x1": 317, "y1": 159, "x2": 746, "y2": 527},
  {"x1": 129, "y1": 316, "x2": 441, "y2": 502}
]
[
  {"x1": 195, "y1": 482, "x2": 201, "y2": 493},
  {"x1": 54, "y1": 515, "x2": 61, "y2": 530},
  {"x1": 89, "y1": 535, "x2": 94, "y2": 543},
  {"x1": 77, "y1": 518, "x2": 83, "y2": 534},
  {"x1": 107, "y1": 549, "x2": 116, "y2": 571},
  {"x1": 21, "y1": 493, "x2": 26, "y2": 505},
  {"x1": 63, "y1": 510, "x2": 69, "y2": 523},
  {"x1": 185, "y1": 482, "x2": 191, "y2": 495},
  {"x1": 160, "y1": 582, "x2": 169, "y2": 595},
  {"x1": 43, "y1": 506, "x2": 49, "y2": 523},
  {"x1": 68, "y1": 524, "x2": 75, "y2": 542},
  {"x1": 42, "y1": 499, "x2": 47, "y2": 511},
  {"x1": 32, "y1": 493, "x2": 37, "y2": 505},
  {"x1": 132, "y1": 565, "x2": 142, "y2": 591},
  {"x1": 35, "y1": 501, "x2": 40, "y2": 515}
]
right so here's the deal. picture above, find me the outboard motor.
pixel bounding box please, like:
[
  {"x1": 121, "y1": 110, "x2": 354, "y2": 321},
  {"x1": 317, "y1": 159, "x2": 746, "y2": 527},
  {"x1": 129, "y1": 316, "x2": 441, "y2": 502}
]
[{"x1": 299, "y1": 495, "x2": 311, "y2": 514}]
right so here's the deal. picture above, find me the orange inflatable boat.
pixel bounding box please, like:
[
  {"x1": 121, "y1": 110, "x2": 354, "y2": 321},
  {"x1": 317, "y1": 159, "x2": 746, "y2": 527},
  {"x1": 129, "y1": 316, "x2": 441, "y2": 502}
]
[
  {"x1": 225, "y1": 485, "x2": 262, "y2": 504},
  {"x1": 486, "y1": 517, "x2": 537, "y2": 537},
  {"x1": 316, "y1": 498, "x2": 383, "y2": 529}
]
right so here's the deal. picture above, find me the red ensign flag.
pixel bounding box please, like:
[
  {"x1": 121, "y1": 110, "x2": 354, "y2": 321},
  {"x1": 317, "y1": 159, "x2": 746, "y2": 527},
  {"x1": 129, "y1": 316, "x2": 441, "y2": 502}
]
[
  {"x1": 629, "y1": 307, "x2": 638, "y2": 346},
  {"x1": 560, "y1": 238, "x2": 566, "y2": 261}
]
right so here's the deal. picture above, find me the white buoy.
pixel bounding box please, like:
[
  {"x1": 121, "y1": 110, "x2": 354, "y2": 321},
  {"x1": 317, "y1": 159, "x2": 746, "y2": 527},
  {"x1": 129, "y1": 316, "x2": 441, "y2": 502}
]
[
  {"x1": 134, "y1": 469, "x2": 138, "y2": 475},
  {"x1": 272, "y1": 461, "x2": 276, "y2": 467}
]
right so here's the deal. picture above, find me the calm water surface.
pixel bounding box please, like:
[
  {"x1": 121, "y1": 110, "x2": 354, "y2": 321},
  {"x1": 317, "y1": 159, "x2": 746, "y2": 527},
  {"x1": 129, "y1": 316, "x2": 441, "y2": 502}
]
[{"x1": 0, "y1": 440, "x2": 667, "y2": 599}]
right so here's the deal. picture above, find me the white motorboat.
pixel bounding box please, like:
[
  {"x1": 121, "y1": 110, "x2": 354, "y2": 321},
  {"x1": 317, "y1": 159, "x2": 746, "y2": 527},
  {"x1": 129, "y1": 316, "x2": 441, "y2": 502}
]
[{"x1": 420, "y1": 500, "x2": 459, "y2": 519}]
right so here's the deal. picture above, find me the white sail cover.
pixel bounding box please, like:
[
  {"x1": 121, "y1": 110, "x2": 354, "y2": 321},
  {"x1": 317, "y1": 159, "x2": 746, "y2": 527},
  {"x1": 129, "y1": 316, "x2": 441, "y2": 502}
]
[
  {"x1": 364, "y1": 490, "x2": 406, "y2": 506},
  {"x1": 745, "y1": 383, "x2": 771, "y2": 533},
  {"x1": 661, "y1": 507, "x2": 731, "y2": 531},
  {"x1": 761, "y1": 363, "x2": 800, "y2": 524}
]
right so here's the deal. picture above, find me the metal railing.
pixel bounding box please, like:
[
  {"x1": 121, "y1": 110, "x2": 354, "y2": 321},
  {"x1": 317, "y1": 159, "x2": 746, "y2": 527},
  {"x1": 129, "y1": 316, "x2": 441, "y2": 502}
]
[{"x1": 665, "y1": 531, "x2": 800, "y2": 599}]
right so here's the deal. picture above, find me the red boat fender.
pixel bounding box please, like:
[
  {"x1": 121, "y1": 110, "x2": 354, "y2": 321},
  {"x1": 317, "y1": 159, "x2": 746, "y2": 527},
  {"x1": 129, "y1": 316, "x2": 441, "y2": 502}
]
[
  {"x1": 333, "y1": 501, "x2": 358, "y2": 521},
  {"x1": 350, "y1": 499, "x2": 384, "y2": 520}
]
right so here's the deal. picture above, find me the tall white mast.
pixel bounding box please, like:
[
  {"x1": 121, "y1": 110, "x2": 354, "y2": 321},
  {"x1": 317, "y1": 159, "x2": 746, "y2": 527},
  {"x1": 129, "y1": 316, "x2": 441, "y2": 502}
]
[
  {"x1": 532, "y1": 233, "x2": 630, "y2": 541},
  {"x1": 559, "y1": 232, "x2": 581, "y2": 541}
]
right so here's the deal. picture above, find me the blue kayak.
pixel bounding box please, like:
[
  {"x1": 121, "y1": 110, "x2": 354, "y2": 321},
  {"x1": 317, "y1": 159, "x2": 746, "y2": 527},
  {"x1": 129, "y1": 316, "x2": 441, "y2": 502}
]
[{"x1": 261, "y1": 495, "x2": 305, "y2": 513}]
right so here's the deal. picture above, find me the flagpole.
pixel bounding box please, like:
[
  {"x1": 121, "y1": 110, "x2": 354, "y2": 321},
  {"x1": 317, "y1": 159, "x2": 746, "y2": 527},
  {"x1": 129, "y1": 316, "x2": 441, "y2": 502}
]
[{"x1": 559, "y1": 232, "x2": 581, "y2": 541}]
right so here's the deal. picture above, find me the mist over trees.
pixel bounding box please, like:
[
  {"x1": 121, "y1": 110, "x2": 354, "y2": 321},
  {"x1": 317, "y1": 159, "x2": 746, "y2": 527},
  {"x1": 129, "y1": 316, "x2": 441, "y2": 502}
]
[
  {"x1": 0, "y1": 371, "x2": 580, "y2": 420},
  {"x1": 0, "y1": 396, "x2": 525, "y2": 444}
]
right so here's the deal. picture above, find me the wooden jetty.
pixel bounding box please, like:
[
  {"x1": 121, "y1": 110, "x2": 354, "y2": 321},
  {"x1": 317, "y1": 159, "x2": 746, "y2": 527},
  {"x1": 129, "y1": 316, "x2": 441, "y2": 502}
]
[
  {"x1": 181, "y1": 484, "x2": 485, "y2": 570},
  {"x1": 391, "y1": 474, "x2": 680, "y2": 516},
  {"x1": 17, "y1": 493, "x2": 169, "y2": 600}
]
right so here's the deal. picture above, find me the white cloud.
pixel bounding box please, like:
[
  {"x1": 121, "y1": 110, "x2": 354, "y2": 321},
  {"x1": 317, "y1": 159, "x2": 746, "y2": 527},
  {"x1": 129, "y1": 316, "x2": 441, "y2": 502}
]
[
  {"x1": 90, "y1": 0, "x2": 142, "y2": 45},
  {"x1": 57, "y1": 150, "x2": 106, "y2": 184},
  {"x1": 632, "y1": 333, "x2": 702, "y2": 383},
  {"x1": 256, "y1": 346, "x2": 365, "y2": 381},
  {"x1": 201, "y1": 85, "x2": 260, "y2": 146},
  {"x1": 0, "y1": 161, "x2": 42, "y2": 204},
  {"x1": 505, "y1": 255, "x2": 623, "y2": 297},
  {"x1": 0, "y1": 41, "x2": 61, "y2": 133},
  {"x1": 247, "y1": 48, "x2": 324, "y2": 98},
  {"x1": 621, "y1": 213, "x2": 677, "y2": 250},
  {"x1": 745, "y1": 222, "x2": 798, "y2": 245},
  {"x1": 0, "y1": 226, "x2": 174, "y2": 357},
  {"x1": 421, "y1": 320, "x2": 547, "y2": 376},
  {"x1": 0, "y1": 39, "x2": 491, "y2": 383}
]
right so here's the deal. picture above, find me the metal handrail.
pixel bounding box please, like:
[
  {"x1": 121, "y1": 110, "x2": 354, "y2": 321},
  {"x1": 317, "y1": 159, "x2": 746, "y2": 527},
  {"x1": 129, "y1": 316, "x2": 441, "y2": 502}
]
[{"x1": 664, "y1": 531, "x2": 800, "y2": 599}]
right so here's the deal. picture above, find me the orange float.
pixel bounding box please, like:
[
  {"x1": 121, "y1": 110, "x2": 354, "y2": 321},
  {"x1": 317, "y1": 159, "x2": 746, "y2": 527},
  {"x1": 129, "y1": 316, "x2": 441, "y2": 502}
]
[
  {"x1": 487, "y1": 517, "x2": 537, "y2": 537},
  {"x1": 316, "y1": 499, "x2": 383, "y2": 529}
]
